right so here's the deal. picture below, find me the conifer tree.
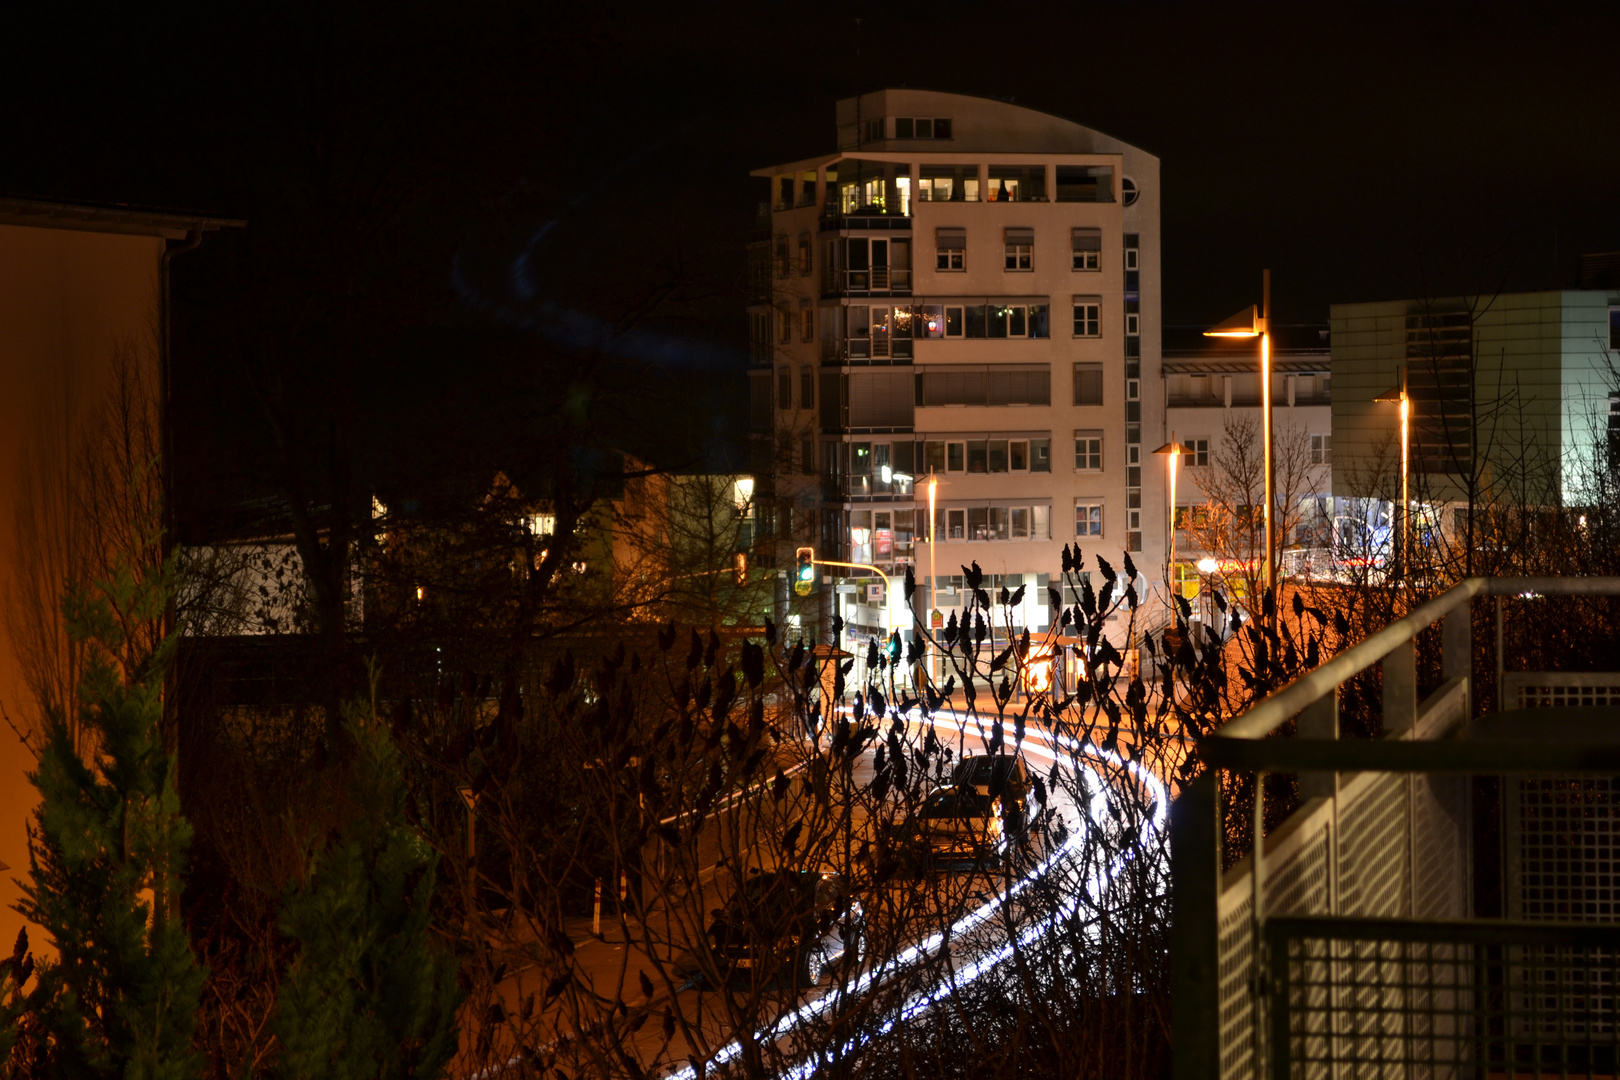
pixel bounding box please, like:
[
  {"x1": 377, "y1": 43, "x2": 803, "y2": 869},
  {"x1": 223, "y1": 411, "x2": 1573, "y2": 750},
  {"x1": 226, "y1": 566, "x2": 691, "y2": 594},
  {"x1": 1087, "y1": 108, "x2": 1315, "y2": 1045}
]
[
  {"x1": 13, "y1": 555, "x2": 204, "y2": 1079},
  {"x1": 271, "y1": 706, "x2": 462, "y2": 1080}
]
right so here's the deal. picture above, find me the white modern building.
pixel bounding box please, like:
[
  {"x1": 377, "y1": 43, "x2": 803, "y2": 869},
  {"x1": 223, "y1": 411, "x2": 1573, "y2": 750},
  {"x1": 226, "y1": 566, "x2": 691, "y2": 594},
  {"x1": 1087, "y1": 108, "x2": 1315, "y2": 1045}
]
[
  {"x1": 1161, "y1": 324, "x2": 1335, "y2": 595},
  {"x1": 1331, "y1": 291, "x2": 1620, "y2": 533},
  {"x1": 750, "y1": 89, "x2": 1163, "y2": 648}
]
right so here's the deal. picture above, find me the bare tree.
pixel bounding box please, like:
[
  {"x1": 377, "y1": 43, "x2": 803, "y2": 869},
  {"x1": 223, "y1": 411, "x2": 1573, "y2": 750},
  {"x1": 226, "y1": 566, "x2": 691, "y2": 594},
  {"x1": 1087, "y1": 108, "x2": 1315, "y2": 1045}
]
[{"x1": 1180, "y1": 414, "x2": 1317, "y2": 610}]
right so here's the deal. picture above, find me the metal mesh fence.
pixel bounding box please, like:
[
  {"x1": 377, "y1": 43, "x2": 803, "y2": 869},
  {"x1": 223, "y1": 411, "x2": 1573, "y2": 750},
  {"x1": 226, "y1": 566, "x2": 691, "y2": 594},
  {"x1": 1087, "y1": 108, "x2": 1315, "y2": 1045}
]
[{"x1": 1267, "y1": 917, "x2": 1620, "y2": 1080}]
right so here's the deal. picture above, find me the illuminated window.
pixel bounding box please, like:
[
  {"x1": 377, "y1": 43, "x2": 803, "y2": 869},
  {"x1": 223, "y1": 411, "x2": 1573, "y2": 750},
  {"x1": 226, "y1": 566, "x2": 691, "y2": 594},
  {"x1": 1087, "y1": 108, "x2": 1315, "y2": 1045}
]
[{"x1": 1075, "y1": 502, "x2": 1104, "y2": 538}]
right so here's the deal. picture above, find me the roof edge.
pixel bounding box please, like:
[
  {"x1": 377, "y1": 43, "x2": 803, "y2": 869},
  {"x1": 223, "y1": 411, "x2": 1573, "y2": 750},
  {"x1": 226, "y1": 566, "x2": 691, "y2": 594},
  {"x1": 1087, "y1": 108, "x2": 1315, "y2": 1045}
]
[{"x1": 0, "y1": 195, "x2": 245, "y2": 240}]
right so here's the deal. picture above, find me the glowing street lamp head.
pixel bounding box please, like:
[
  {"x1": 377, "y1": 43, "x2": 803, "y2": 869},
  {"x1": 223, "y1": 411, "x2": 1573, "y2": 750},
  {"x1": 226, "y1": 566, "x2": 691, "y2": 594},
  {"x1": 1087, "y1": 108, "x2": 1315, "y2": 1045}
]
[
  {"x1": 1203, "y1": 304, "x2": 1262, "y2": 338},
  {"x1": 1197, "y1": 557, "x2": 1219, "y2": 574}
]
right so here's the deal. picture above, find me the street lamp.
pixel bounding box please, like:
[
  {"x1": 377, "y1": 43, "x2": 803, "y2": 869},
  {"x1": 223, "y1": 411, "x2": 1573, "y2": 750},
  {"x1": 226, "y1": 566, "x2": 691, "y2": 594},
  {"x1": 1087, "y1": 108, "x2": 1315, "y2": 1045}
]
[
  {"x1": 926, "y1": 473, "x2": 940, "y2": 684},
  {"x1": 1197, "y1": 556, "x2": 1219, "y2": 639},
  {"x1": 1205, "y1": 269, "x2": 1273, "y2": 596},
  {"x1": 1152, "y1": 435, "x2": 1192, "y2": 601},
  {"x1": 1375, "y1": 373, "x2": 1410, "y2": 581}
]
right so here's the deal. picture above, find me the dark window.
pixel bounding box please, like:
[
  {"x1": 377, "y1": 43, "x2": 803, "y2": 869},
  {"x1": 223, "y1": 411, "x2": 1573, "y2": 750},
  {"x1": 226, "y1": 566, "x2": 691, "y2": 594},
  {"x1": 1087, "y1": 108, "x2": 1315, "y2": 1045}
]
[
  {"x1": 1073, "y1": 364, "x2": 1103, "y2": 406},
  {"x1": 1055, "y1": 166, "x2": 1115, "y2": 203},
  {"x1": 934, "y1": 118, "x2": 952, "y2": 139},
  {"x1": 1406, "y1": 311, "x2": 1473, "y2": 474},
  {"x1": 1071, "y1": 228, "x2": 1102, "y2": 271},
  {"x1": 777, "y1": 367, "x2": 792, "y2": 410},
  {"x1": 895, "y1": 117, "x2": 914, "y2": 139},
  {"x1": 965, "y1": 305, "x2": 987, "y2": 338},
  {"x1": 1073, "y1": 301, "x2": 1100, "y2": 337},
  {"x1": 918, "y1": 366, "x2": 1049, "y2": 407}
]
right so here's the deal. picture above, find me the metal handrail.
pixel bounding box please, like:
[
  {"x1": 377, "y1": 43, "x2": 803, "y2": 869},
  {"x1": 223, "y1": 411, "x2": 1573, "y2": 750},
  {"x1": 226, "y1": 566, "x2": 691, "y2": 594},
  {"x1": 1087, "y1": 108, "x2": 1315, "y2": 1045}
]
[{"x1": 1207, "y1": 575, "x2": 1620, "y2": 744}]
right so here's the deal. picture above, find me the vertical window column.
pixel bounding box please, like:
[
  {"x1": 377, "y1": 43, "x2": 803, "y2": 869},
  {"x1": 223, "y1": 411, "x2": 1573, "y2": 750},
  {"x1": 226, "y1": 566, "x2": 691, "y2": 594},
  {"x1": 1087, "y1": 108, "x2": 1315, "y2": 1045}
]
[{"x1": 1123, "y1": 233, "x2": 1142, "y2": 553}]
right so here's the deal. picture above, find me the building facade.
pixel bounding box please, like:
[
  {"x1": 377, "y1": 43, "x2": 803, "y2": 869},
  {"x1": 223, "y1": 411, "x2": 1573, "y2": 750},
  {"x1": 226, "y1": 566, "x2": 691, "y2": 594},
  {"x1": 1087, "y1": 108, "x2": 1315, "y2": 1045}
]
[
  {"x1": 1161, "y1": 325, "x2": 1335, "y2": 595},
  {"x1": 750, "y1": 89, "x2": 1163, "y2": 647},
  {"x1": 0, "y1": 196, "x2": 237, "y2": 959},
  {"x1": 1331, "y1": 292, "x2": 1620, "y2": 538}
]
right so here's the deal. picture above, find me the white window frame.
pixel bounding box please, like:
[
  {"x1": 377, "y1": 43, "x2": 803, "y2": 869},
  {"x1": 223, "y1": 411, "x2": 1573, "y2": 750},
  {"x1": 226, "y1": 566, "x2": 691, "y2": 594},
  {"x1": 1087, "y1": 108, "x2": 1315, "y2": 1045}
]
[
  {"x1": 1311, "y1": 433, "x2": 1332, "y2": 465},
  {"x1": 1074, "y1": 432, "x2": 1103, "y2": 472},
  {"x1": 1186, "y1": 438, "x2": 1210, "y2": 467},
  {"x1": 994, "y1": 304, "x2": 1032, "y2": 338},
  {"x1": 1073, "y1": 300, "x2": 1101, "y2": 338},
  {"x1": 944, "y1": 304, "x2": 965, "y2": 337},
  {"x1": 1004, "y1": 242, "x2": 1032, "y2": 271},
  {"x1": 1124, "y1": 247, "x2": 1139, "y2": 271},
  {"x1": 1126, "y1": 312, "x2": 1140, "y2": 336},
  {"x1": 937, "y1": 245, "x2": 965, "y2": 271},
  {"x1": 1072, "y1": 248, "x2": 1099, "y2": 272}
]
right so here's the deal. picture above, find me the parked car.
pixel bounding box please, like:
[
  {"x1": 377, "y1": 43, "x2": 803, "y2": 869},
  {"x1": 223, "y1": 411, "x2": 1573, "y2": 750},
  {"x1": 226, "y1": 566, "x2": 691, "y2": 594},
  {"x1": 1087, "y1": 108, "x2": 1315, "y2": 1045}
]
[
  {"x1": 916, "y1": 787, "x2": 1008, "y2": 869},
  {"x1": 950, "y1": 752, "x2": 1041, "y2": 836},
  {"x1": 698, "y1": 870, "x2": 862, "y2": 987}
]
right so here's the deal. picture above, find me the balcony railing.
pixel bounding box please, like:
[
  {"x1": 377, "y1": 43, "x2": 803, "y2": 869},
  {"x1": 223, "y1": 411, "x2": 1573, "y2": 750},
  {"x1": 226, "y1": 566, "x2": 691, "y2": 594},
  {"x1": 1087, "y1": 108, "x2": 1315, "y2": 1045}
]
[
  {"x1": 830, "y1": 474, "x2": 916, "y2": 500},
  {"x1": 820, "y1": 337, "x2": 914, "y2": 363},
  {"x1": 1174, "y1": 576, "x2": 1620, "y2": 1080},
  {"x1": 819, "y1": 210, "x2": 912, "y2": 232},
  {"x1": 822, "y1": 266, "x2": 912, "y2": 296}
]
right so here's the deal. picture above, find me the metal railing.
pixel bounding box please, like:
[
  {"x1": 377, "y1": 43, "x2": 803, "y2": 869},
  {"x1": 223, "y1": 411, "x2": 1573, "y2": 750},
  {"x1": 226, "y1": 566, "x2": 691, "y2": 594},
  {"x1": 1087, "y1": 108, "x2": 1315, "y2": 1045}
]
[
  {"x1": 1173, "y1": 576, "x2": 1620, "y2": 1080},
  {"x1": 820, "y1": 267, "x2": 913, "y2": 295}
]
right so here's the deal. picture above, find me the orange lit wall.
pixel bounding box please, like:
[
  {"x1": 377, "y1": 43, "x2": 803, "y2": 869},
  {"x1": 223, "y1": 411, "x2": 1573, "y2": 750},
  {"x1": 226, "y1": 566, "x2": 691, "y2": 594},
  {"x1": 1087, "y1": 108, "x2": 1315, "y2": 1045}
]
[{"x1": 0, "y1": 221, "x2": 165, "y2": 959}]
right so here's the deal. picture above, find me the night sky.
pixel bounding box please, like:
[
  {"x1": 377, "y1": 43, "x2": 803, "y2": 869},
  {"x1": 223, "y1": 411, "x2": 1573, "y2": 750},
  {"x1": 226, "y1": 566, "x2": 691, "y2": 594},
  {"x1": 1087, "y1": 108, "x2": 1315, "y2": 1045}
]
[{"x1": 2, "y1": 1, "x2": 1616, "y2": 497}]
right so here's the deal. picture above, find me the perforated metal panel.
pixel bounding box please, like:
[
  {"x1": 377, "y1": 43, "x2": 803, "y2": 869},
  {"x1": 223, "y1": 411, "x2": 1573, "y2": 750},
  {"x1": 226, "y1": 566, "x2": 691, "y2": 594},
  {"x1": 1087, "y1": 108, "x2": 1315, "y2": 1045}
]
[
  {"x1": 1338, "y1": 773, "x2": 1410, "y2": 919},
  {"x1": 1502, "y1": 673, "x2": 1620, "y2": 923},
  {"x1": 1509, "y1": 775, "x2": 1620, "y2": 921},
  {"x1": 1270, "y1": 918, "x2": 1620, "y2": 1080}
]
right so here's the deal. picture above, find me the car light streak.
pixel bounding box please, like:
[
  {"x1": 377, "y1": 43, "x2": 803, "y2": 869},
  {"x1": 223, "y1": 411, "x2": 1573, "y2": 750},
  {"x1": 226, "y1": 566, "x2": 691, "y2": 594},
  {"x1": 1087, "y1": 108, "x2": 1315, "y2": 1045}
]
[{"x1": 665, "y1": 711, "x2": 1168, "y2": 1080}]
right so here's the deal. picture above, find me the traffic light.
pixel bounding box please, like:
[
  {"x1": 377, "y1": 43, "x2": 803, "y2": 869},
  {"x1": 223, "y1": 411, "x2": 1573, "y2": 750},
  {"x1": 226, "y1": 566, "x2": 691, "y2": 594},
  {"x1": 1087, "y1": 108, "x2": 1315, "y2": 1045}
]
[
  {"x1": 733, "y1": 551, "x2": 747, "y2": 585},
  {"x1": 794, "y1": 547, "x2": 815, "y2": 596}
]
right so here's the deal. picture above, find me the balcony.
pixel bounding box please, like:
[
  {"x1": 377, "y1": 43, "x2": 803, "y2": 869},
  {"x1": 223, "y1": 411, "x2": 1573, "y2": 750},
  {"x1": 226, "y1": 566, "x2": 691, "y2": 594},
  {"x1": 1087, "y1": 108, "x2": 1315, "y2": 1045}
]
[
  {"x1": 827, "y1": 472, "x2": 916, "y2": 501},
  {"x1": 821, "y1": 336, "x2": 914, "y2": 363},
  {"x1": 819, "y1": 210, "x2": 912, "y2": 233},
  {"x1": 1175, "y1": 576, "x2": 1620, "y2": 1080},
  {"x1": 822, "y1": 266, "x2": 912, "y2": 297}
]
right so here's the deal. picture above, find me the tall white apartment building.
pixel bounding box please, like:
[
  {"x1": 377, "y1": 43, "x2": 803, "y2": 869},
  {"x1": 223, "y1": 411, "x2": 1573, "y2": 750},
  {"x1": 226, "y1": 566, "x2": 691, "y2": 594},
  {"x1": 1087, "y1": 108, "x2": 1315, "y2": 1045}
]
[{"x1": 750, "y1": 89, "x2": 1162, "y2": 646}]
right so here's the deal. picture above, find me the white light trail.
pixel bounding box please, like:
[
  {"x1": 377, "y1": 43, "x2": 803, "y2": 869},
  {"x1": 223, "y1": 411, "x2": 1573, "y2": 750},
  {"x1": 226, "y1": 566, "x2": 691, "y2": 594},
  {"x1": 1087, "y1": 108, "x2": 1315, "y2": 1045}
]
[{"x1": 664, "y1": 709, "x2": 1169, "y2": 1080}]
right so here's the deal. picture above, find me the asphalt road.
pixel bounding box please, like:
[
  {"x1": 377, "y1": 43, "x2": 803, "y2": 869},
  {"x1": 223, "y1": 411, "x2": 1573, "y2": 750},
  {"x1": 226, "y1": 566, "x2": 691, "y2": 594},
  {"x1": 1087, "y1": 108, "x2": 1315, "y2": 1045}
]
[{"x1": 474, "y1": 706, "x2": 1169, "y2": 1078}]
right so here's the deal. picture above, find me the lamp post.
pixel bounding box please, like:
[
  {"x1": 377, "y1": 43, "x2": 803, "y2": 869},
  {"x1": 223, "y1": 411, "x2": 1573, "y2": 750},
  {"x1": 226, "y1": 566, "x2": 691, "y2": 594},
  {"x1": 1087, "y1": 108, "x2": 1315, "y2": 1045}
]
[
  {"x1": 1152, "y1": 435, "x2": 1192, "y2": 602},
  {"x1": 927, "y1": 474, "x2": 940, "y2": 684},
  {"x1": 1375, "y1": 371, "x2": 1410, "y2": 581},
  {"x1": 1205, "y1": 270, "x2": 1274, "y2": 596}
]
